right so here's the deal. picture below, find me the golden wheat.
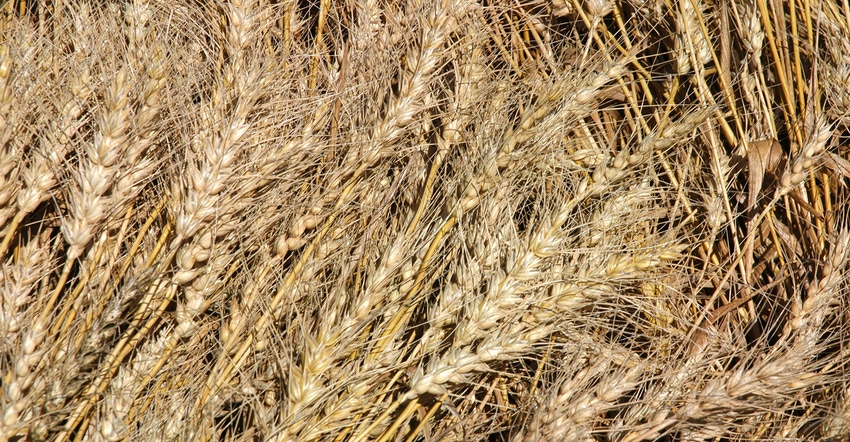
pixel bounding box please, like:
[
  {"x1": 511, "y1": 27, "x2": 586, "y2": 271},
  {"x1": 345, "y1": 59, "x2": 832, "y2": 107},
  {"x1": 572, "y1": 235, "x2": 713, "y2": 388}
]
[{"x1": 0, "y1": 0, "x2": 849, "y2": 441}]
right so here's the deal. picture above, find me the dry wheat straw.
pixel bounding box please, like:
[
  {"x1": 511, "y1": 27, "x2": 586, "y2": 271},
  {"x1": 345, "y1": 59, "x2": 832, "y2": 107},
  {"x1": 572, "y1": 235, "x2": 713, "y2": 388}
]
[
  {"x1": 0, "y1": 43, "x2": 21, "y2": 234},
  {"x1": 515, "y1": 356, "x2": 643, "y2": 442},
  {"x1": 2, "y1": 0, "x2": 850, "y2": 440},
  {"x1": 60, "y1": 67, "x2": 132, "y2": 261},
  {"x1": 272, "y1": 2, "x2": 473, "y2": 438},
  {"x1": 0, "y1": 4, "x2": 92, "y2": 255},
  {"x1": 1, "y1": 238, "x2": 52, "y2": 440},
  {"x1": 203, "y1": 2, "x2": 468, "y2": 415},
  {"x1": 357, "y1": 106, "x2": 705, "y2": 442}
]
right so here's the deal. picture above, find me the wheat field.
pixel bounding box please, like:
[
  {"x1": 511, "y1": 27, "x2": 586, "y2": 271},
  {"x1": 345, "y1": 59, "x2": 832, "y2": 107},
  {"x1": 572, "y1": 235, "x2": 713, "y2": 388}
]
[{"x1": 0, "y1": 0, "x2": 849, "y2": 440}]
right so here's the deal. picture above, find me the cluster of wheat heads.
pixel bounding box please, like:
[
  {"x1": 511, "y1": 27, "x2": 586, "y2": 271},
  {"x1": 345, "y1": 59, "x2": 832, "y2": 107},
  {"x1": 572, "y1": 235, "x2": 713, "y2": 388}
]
[{"x1": 1, "y1": 0, "x2": 849, "y2": 440}]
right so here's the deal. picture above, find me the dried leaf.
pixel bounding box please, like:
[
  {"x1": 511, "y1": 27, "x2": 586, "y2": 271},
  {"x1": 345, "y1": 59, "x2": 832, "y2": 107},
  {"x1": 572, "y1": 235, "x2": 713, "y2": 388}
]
[
  {"x1": 747, "y1": 138, "x2": 784, "y2": 211},
  {"x1": 821, "y1": 151, "x2": 850, "y2": 185}
]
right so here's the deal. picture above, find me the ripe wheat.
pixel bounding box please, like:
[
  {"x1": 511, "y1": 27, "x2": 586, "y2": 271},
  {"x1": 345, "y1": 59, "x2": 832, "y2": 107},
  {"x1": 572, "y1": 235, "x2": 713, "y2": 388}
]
[{"x1": 1, "y1": 0, "x2": 849, "y2": 441}]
